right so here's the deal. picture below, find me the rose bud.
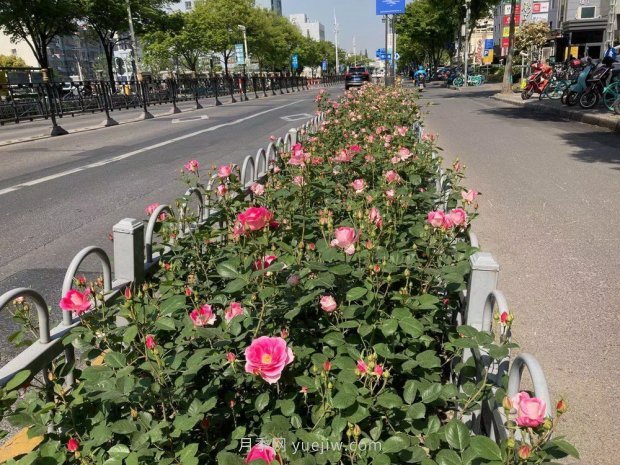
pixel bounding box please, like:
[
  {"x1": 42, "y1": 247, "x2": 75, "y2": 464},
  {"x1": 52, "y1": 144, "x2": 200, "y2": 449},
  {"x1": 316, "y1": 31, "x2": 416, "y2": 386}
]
[
  {"x1": 517, "y1": 444, "x2": 531, "y2": 460},
  {"x1": 556, "y1": 399, "x2": 568, "y2": 415}
]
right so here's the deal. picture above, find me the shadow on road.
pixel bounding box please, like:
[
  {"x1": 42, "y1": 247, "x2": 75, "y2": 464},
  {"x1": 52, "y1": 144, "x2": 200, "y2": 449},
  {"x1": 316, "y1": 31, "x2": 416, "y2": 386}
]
[{"x1": 479, "y1": 106, "x2": 620, "y2": 169}]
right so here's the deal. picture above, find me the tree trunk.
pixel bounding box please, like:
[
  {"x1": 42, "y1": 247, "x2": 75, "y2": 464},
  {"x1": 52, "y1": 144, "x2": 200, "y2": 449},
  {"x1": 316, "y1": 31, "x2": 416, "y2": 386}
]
[
  {"x1": 105, "y1": 44, "x2": 116, "y2": 92},
  {"x1": 223, "y1": 51, "x2": 229, "y2": 76},
  {"x1": 502, "y1": 0, "x2": 518, "y2": 93}
]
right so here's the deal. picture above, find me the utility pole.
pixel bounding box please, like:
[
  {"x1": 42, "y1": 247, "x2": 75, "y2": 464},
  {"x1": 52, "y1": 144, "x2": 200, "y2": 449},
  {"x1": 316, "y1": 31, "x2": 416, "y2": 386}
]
[
  {"x1": 391, "y1": 16, "x2": 397, "y2": 77},
  {"x1": 464, "y1": 0, "x2": 472, "y2": 87},
  {"x1": 384, "y1": 15, "x2": 389, "y2": 85},
  {"x1": 126, "y1": 0, "x2": 153, "y2": 119},
  {"x1": 353, "y1": 36, "x2": 356, "y2": 66},
  {"x1": 334, "y1": 9, "x2": 340, "y2": 74}
]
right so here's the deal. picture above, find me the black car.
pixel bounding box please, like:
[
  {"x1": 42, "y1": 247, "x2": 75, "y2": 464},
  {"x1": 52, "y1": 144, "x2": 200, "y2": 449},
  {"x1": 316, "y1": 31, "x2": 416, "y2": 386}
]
[{"x1": 345, "y1": 66, "x2": 370, "y2": 90}]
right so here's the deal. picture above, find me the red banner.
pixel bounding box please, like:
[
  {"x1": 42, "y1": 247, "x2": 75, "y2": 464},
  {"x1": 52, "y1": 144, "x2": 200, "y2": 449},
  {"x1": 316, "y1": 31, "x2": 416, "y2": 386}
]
[
  {"x1": 501, "y1": 38, "x2": 510, "y2": 48},
  {"x1": 503, "y1": 15, "x2": 520, "y2": 25}
]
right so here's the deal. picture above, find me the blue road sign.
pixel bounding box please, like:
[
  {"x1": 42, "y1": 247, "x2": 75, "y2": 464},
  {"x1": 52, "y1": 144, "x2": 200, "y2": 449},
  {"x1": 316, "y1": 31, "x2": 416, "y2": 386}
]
[
  {"x1": 235, "y1": 44, "x2": 245, "y2": 65},
  {"x1": 376, "y1": 0, "x2": 406, "y2": 15},
  {"x1": 484, "y1": 39, "x2": 494, "y2": 50},
  {"x1": 376, "y1": 48, "x2": 386, "y2": 58},
  {"x1": 322, "y1": 60, "x2": 327, "y2": 71},
  {"x1": 292, "y1": 53, "x2": 299, "y2": 70},
  {"x1": 379, "y1": 52, "x2": 392, "y2": 60}
]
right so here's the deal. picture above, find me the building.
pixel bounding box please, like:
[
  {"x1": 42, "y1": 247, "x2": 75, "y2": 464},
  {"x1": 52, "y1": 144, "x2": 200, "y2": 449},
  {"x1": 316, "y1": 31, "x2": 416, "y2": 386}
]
[
  {"x1": 289, "y1": 14, "x2": 326, "y2": 41},
  {"x1": 492, "y1": 0, "x2": 619, "y2": 61},
  {"x1": 0, "y1": 29, "x2": 105, "y2": 80},
  {"x1": 168, "y1": 0, "x2": 195, "y2": 12},
  {"x1": 256, "y1": 0, "x2": 282, "y2": 16},
  {"x1": 470, "y1": 15, "x2": 495, "y2": 65}
]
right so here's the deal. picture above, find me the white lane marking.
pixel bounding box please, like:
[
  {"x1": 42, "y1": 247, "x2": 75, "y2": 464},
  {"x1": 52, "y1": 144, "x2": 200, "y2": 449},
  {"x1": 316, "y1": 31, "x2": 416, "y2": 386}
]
[
  {"x1": 0, "y1": 99, "x2": 306, "y2": 197},
  {"x1": 281, "y1": 113, "x2": 313, "y2": 122},
  {"x1": 172, "y1": 115, "x2": 209, "y2": 124}
]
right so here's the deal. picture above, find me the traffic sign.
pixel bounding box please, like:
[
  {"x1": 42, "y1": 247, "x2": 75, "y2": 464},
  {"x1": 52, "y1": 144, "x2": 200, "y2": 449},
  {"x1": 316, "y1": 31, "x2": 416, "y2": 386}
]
[
  {"x1": 376, "y1": 48, "x2": 386, "y2": 58},
  {"x1": 376, "y1": 0, "x2": 406, "y2": 15},
  {"x1": 394, "y1": 52, "x2": 400, "y2": 61},
  {"x1": 291, "y1": 53, "x2": 299, "y2": 70},
  {"x1": 235, "y1": 44, "x2": 245, "y2": 65},
  {"x1": 321, "y1": 59, "x2": 327, "y2": 71}
]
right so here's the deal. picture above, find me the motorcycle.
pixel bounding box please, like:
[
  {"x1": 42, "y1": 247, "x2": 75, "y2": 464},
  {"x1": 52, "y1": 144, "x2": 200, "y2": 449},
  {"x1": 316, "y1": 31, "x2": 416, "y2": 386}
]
[
  {"x1": 563, "y1": 58, "x2": 594, "y2": 106},
  {"x1": 521, "y1": 62, "x2": 553, "y2": 100},
  {"x1": 578, "y1": 62, "x2": 615, "y2": 109}
]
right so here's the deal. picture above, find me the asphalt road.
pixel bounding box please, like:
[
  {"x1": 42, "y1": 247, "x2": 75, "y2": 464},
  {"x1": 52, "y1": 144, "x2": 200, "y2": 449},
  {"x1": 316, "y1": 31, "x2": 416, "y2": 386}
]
[
  {"x1": 0, "y1": 86, "x2": 340, "y2": 365},
  {"x1": 423, "y1": 83, "x2": 619, "y2": 465}
]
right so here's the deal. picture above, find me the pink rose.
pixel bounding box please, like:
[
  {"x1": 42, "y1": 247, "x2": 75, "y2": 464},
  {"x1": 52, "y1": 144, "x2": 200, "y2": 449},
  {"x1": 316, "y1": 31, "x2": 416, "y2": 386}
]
[
  {"x1": 145, "y1": 334, "x2": 156, "y2": 350},
  {"x1": 369, "y1": 207, "x2": 383, "y2": 228},
  {"x1": 356, "y1": 359, "x2": 368, "y2": 375},
  {"x1": 351, "y1": 179, "x2": 366, "y2": 193},
  {"x1": 225, "y1": 302, "x2": 244, "y2": 322},
  {"x1": 66, "y1": 438, "x2": 79, "y2": 453},
  {"x1": 511, "y1": 391, "x2": 547, "y2": 428},
  {"x1": 184, "y1": 159, "x2": 200, "y2": 172},
  {"x1": 217, "y1": 184, "x2": 227, "y2": 196},
  {"x1": 365, "y1": 154, "x2": 375, "y2": 163},
  {"x1": 244, "y1": 336, "x2": 294, "y2": 384},
  {"x1": 398, "y1": 147, "x2": 412, "y2": 160},
  {"x1": 245, "y1": 444, "x2": 277, "y2": 464},
  {"x1": 395, "y1": 126, "x2": 408, "y2": 137},
  {"x1": 217, "y1": 165, "x2": 232, "y2": 178},
  {"x1": 145, "y1": 202, "x2": 160, "y2": 216},
  {"x1": 427, "y1": 210, "x2": 446, "y2": 229},
  {"x1": 373, "y1": 364, "x2": 384, "y2": 376},
  {"x1": 59, "y1": 289, "x2": 92, "y2": 315},
  {"x1": 250, "y1": 183, "x2": 265, "y2": 196},
  {"x1": 384, "y1": 170, "x2": 401, "y2": 184},
  {"x1": 293, "y1": 175, "x2": 306, "y2": 187},
  {"x1": 349, "y1": 145, "x2": 362, "y2": 153},
  {"x1": 385, "y1": 189, "x2": 396, "y2": 201},
  {"x1": 461, "y1": 189, "x2": 479, "y2": 203},
  {"x1": 227, "y1": 352, "x2": 237, "y2": 363},
  {"x1": 331, "y1": 226, "x2": 357, "y2": 255},
  {"x1": 333, "y1": 149, "x2": 354, "y2": 163},
  {"x1": 320, "y1": 295, "x2": 338, "y2": 313},
  {"x1": 190, "y1": 304, "x2": 217, "y2": 326},
  {"x1": 237, "y1": 207, "x2": 274, "y2": 232},
  {"x1": 449, "y1": 208, "x2": 468, "y2": 227},
  {"x1": 253, "y1": 255, "x2": 277, "y2": 271}
]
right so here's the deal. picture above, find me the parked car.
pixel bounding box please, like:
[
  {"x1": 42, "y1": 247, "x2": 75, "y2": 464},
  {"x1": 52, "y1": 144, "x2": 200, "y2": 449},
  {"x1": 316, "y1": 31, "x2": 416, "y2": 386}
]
[{"x1": 345, "y1": 66, "x2": 370, "y2": 90}]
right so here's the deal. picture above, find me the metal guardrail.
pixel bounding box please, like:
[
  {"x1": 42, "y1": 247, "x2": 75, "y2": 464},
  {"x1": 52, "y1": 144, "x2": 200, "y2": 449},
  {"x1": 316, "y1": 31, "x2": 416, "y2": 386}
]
[
  {"x1": 0, "y1": 101, "x2": 552, "y2": 454},
  {"x1": 0, "y1": 74, "x2": 345, "y2": 127}
]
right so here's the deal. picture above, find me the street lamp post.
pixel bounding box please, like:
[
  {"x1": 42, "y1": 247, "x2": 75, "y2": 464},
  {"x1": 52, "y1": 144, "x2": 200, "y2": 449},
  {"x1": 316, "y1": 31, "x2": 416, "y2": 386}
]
[
  {"x1": 463, "y1": 0, "x2": 472, "y2": 87},
  {"x1": 125, "y1": 0, "x2": 153, "y2": 119},
  {"x1": 238, "y1": 25, "x2": 249, "y2": 101}
]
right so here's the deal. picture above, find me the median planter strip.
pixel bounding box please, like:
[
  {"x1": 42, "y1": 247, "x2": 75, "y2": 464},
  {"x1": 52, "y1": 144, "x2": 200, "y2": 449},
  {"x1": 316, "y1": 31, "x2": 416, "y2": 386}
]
[{"x1": 0, "y1": 85, "x2": 577, "y2": 464}]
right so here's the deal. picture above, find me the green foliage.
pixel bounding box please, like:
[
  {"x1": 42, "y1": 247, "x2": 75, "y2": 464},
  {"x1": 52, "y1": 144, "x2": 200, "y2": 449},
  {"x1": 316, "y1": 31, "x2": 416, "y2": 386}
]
[
  {"x1": 0, "y1": 86, "x2": 576, "y2": 465},
  {"x1": 0, "y1": 0, "x2": 80, "y2": 68},
  {"x1": 0, "y1": 54, "x2": 27, "y2": 68},
  {"x1": 514, "y1": 22, "x2": 551, "y2": 57}
]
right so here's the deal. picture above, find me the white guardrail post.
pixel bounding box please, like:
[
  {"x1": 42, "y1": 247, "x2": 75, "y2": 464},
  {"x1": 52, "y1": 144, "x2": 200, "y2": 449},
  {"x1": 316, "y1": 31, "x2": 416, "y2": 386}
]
[
  {"x1": 112, "y1": 218, "x2": 145, "y2": 286},
  {"x1": 464, "y1": 252, "x2": 500, "y2": 331}
]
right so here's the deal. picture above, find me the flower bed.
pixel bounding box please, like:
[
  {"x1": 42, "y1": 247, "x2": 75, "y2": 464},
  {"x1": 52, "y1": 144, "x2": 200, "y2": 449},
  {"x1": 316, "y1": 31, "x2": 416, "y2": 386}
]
[{"x1": 0, "y1": 85, "x2": 577, "y2": 465}]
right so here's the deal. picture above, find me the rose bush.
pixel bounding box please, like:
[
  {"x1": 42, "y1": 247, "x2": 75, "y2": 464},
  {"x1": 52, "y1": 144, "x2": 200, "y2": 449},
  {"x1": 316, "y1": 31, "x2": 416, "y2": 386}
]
[{"x1": 0, "y1": 85, "x2": 577, "y2": 465}]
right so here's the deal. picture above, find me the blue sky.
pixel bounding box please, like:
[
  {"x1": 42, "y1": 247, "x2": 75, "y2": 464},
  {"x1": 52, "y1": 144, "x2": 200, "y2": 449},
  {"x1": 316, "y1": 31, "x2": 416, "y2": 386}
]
[{"x1": 282, "y1": 0, "x2": 410, "y2": 55}]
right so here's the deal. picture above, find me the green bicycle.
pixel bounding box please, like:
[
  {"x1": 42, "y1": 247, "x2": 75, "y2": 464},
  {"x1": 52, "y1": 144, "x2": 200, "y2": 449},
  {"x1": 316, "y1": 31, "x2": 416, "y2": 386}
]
[{"x1": 602, "y1": 81, "x2": 620, "y2": 112}]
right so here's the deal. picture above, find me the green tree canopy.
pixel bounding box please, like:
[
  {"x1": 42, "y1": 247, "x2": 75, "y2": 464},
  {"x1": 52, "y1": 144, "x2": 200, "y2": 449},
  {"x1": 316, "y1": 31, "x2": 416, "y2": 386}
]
[
  {"x1": 0, "y1": 0, "x2": 80, "y2": 69},
  {"x1": 0, "y1": 54, "x2": 27, "y2": 67}
]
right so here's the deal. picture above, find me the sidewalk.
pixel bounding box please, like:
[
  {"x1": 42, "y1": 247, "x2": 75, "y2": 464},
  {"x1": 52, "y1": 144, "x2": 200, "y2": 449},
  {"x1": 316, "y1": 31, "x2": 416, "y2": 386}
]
[{"x1": 491, "y1": 90, "x2": 620, "y2": 132}]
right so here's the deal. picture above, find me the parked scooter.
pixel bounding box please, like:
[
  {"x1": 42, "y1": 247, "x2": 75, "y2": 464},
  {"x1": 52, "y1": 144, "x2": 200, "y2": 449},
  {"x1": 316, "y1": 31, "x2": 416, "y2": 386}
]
[
  {"x1": 563, "y1": 57, "x2": 595, "y2": 106},
  {"x1": 521, "y1": 61, "x2": 553, "y2": 100}
]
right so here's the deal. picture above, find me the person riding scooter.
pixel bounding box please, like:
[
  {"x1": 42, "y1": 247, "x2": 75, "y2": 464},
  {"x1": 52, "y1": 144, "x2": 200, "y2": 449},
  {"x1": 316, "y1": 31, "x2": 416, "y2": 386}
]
[{"x1": 414, "y1": 66, "x2": 427, "y2": 89}]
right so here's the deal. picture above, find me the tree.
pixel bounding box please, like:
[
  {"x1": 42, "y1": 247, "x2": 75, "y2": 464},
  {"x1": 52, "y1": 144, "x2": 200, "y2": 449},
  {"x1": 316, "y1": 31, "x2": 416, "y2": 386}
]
[
  {"x1": 192, "y1": 0, "x2": 256, "y2": 76},
  {"x1": 0, "y1": 54, "x2": 27, "y2": 67},
  {"x1": 514, "y1": 21, "x2": 550, "y2": 58},
  {"x1": 80, "y1": 0, "x2": 173, "y2": 88},
  {"x1": 0, "y1": 0, "x2": 80, "y2": 69},
  {"x1": 252, "y1": 9, "x2": 302, "y2": 72},
  {"x1": 501, "y1": 0, "x2": 518, "y2": 93}
]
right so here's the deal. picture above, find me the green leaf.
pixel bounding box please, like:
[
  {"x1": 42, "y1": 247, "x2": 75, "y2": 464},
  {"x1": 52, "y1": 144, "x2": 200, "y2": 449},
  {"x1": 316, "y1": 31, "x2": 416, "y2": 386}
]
[
  {"x1": 332, "y1": 391, "x2": 356, "y2": 409},
  {"x1": 279, "y1": 399, "x2": 296, "y2": 416},
  {"x1": 382, "y1": 434, "x2": 409, "y2": 453},
  {"x1": 217, "y1": 262, "x2": 240, "y2": 279},
  {"x1": 122, "y1": 325, "x2": 139, "y2": 344},
  {"x1": 105, "y1": 351, "x2": 127, "y2": 369},
  {"x1": 419, "y1": 383, "x2": 442, "y2": 404},
  {"x1": 110, "y1": 419, "x2": 136, "y2": 435},
  {"x1": 416, "y1": 350, "x2": 441, "y2": 369},
  {"x1": 376, "y1": 392, "x2": 403, "y2": 409},
  {"x1": 223, "y1": 278, "x2": 247, "y2": 293},
  {"x1": 155, "y1": 317, "x2": 176, "y2": 331},
  {"x1": 160, "y1": 295, "x2": 186, "y2": 315},
  {"x1": 399, "y1": 317, "x2": 424, "y2": 337},
  {"x1": 406, "y1": 403, "x2": 426, "y2": 419},
  {"x1": 255, "y1": 392, "x2": 270, "y2": 412},
  {"x1": 445, "y1": 420, "x2": 470, "y2": 450},
  {"x1": 178, "y1": 443, "x2": 199, "y2": 463},
  {"x1": 346, "y1": 287, "x2": 367, "y2": 301},
  {"x1": 217, "y1": 451, "x2": 245, "y2": 465},
  {"x1": 403, "y1": 380, "x2": 417, "y2": 404},
  {"x1": 469, "y1": 436, "x2": 502, "y2": 461},
  {"x1": 543, "y1": 439, "x2": 580, "y2": 459},
  {"x1": 108, "y1": 444, "x2": 130, "y2": 459},
  {"x1": 436, "y1": 449, "x2": 462, "y2": 465},
  {"x1": 381, "y1": 319, "x2": 399, "y2": 337},
  {"x1": 5, "y1": 369, "x2": 31, "y2": 391},
  {"x1": 330, "y1": 264, "x2": 353, "y2": 275}
]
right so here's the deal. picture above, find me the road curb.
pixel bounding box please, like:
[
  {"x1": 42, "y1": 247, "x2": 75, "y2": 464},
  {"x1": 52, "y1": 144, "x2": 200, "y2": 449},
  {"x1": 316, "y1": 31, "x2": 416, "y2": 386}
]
[
  {"x1": 491, "y1": 93, "x2": 620, "y2": 133},
  {"x1": 0, "y1": 86, "x2": 328, "y2": 148}
]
